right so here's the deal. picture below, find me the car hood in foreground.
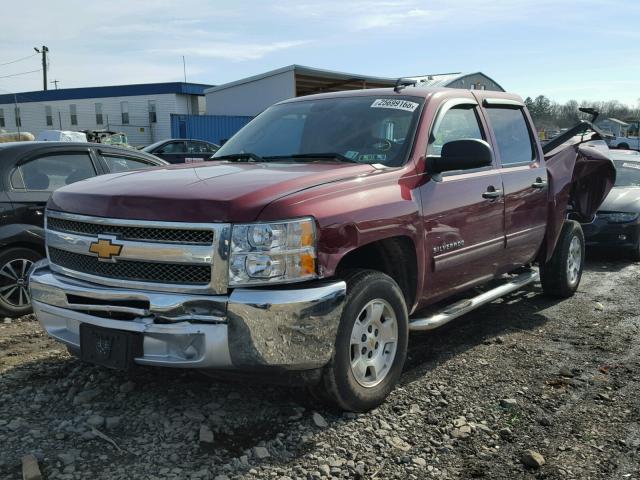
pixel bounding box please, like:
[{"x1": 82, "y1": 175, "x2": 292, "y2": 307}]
[
  {"x1": 599, "y1": 187, "x2": 640, "y2": 213},
  {"x1": 48, "y1": 161, "x2": 374, "y2": 223}
]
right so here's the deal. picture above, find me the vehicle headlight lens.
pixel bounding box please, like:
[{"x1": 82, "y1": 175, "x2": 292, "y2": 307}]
[
  {"x1": 598, "y1": 212, "x2": 640, "y2": 223},
  {"x1": 229, "y1": 218, "x2": 317, "y2": 286}
]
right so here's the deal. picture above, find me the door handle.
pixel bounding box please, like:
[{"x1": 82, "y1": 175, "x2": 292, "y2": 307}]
[
  {"x1": 531, "y1": 178, "x2": 548, "y2": 189},
  {"x1": 482, "y1": 187, "x2": 502, "y2": 199}
]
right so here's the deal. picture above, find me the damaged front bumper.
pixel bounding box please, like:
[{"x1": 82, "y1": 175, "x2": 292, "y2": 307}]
[{"x1": 29, "y1": 261, "x2": 346, "y2": 371}]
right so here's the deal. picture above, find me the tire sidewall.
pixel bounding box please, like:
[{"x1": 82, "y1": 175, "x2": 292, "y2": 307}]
[{"x1": 331, "y1": 272, "x2": 408, "y2": 411}]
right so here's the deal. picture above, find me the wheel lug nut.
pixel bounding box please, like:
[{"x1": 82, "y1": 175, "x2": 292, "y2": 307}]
[
  {"x1": 375, "y1": 342, "x2": 379, "y2": 349},
  {"x1": 367, "y1": 325, "x2": 372, "y2": 333},
  {"x1": 374, "y1": 329, "x2": 379, "y2": 336},
  {"x1": 361, "y1": 347, "x2": 366, "y2": 355},
  {"x1": 367, "y1": 351, "x2": 373, "y2": 359},
  {"x1": 361, "y1": 334, "x2": 366, "y2": 342}
]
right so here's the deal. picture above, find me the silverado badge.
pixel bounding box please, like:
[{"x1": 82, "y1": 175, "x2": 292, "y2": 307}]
[{"x1": 89, "y1": 237, "x2": 123, "y2": 260}]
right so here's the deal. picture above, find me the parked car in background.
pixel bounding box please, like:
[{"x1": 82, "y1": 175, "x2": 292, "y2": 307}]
[
  {"x1": 0, "y1": 142, "x2": 167, "y2": 317},
  {"x1": 142, "y1": 138, "x2": 219, "y2": 163},
  {"x1": 583, "y1": 151, "x2": 640, "y2": 260}
]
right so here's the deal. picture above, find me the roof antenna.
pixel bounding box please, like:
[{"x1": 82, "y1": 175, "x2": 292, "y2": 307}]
[{"x1": 394, "y1": 78, "x2": 417, "y2": 93}]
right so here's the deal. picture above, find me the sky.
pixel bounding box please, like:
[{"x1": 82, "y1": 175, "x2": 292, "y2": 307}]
[{"x1": 1, "y1": 0, "x2": 639, "y2": 106}]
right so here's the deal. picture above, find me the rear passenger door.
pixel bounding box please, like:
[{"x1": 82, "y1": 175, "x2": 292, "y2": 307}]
[
  {"x1": 419, "y1": 97, "x2": 505, "y2": 302},
  {"x1": 481, "y1": 98, "x2": 548, "y2": 271},
  {"x1": 7, "y1": 149, "x2": 100, "y2": 228}
]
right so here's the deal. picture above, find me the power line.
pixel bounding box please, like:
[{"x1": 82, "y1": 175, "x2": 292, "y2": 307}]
[
  {"x1": 0, "y1": 53, "x2": 38, "y2": 68},
  {"x1": 0, "y1": 69, "x2": 42, "y2": 80}
]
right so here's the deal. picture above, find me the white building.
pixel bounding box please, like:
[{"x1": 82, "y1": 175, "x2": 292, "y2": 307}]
[
  {"x1": 0, "y1": 82, "x2": 211, "y2": 146},
  {"x1": 204, "y1": 65, "x2": 504, "y2": 117}
]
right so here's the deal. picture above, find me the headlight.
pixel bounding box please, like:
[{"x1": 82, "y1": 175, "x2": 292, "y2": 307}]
[
  {"x1": 598, "y1": 212, "x2": 640, "y2": 223},
  {"x1": 229, "y1": 217, "x2": 317, "y2": 286}
]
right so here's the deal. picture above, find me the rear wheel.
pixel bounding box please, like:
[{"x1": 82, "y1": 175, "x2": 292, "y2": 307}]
[
  {"x1": 541, "y1": 221, "x2": 585, "y2": 298},
  {"x1": 311, "y1": 270, "x2": 408, "y2": 412},
  {"x1": 618, "y1": 143, "x2": 630, "y2": 150},
  {"x1": 0, "y1": 247, "x2": 43, "y2": 318}
]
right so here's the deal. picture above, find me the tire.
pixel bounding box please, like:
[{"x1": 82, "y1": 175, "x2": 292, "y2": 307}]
[
  {"x1": 0, "y1": 247, "x2": 43, "y2": 318},
  {"x1": 541, "y1": 220, "x2": 585, "y2": 298},
  {"x1": 618, "y1": 143, "x2": 630, "y2": 150},
  {"x1": 311, "y1": 269, "x2": 409, "y2": 412}
]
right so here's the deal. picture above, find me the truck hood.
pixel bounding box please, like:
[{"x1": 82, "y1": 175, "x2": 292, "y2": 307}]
[
  {"x1": 598, "y1": 187, "x2": 640, "y2": 213},
  {"x1": 48, "y1": 162, "x2": 374, "y2": 223}
]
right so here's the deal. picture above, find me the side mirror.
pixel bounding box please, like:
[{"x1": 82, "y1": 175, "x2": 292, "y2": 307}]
[{"x1": 426, "y1": 139, "x2": 493, "y2": 174}]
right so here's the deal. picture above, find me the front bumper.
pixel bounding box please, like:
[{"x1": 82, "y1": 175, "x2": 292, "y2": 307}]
[
  {"x1": 582, "y1": 218, "x2": 640, "y2": 249},
  {"x1": 29, "y1": 262, "x2": 346, "y2": 370}
]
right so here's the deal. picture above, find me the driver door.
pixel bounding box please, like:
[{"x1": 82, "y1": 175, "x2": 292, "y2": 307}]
[{"x1": 418, "y1": 98, "x2": 506, "y2": 303}]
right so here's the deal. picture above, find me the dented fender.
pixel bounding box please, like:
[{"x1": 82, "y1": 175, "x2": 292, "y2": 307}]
[{"x1": 543, "y1": 143, "x2": 615, "y2": 262}]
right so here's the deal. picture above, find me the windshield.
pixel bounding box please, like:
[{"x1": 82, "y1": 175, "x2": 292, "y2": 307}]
[
  {"x1": 613, "y1": 160, "x2": 640, "y2": 187},
  {"x1": 214, "y1": 96, "x2": 425, "y2": 167}
]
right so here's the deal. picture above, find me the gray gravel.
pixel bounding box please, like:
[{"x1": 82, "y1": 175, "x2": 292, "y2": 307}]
[{"x1": 1, "y1": 252, "x2": 639, "y2": 479}]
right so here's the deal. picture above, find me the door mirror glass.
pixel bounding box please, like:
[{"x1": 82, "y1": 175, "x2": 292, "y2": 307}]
[{"x1": 426, "y1": 139, "x2": 493, "y2": 174}]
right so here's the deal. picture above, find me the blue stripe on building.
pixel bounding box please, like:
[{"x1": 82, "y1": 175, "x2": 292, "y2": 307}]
[
  {"x1": 0, "y1": 82, "x2": 212, "y2": 104},
  {"x1": 171, "y1": 114, "x2": 253, "y2": 145}
]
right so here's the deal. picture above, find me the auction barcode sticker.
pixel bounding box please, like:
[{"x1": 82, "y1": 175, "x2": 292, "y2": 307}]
[{"x1": 371, "y1": 99, "x2": 419, "y2": 112}]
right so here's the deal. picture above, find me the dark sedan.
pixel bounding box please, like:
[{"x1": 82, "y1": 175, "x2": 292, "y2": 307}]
[
  {"x1": 0, "y1": 141, "x2": 167, "y2": 317},
  {"x1": 142, "y1": 139, "x2": 219, "y2": 164},
  {"x1": 583, "y1": 152, "x2": 640, "y2": 260}
]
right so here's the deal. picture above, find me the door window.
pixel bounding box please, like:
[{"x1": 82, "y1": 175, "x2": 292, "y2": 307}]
[
  {"x1": 102, "y1": 155, "x2": 155, "y2": 173},
  {"x1": 428, "y1": 105, "x2": 484, "y2": 155},
  {"x1": 159, "y1": 141, "x2": 187, "y2": 154},
  {"x1": 13, "y1": 153, "x2": 96, "y2": 191},
  {"x1": 486, "y1": 108, "x2": 535, "y2": 166}
]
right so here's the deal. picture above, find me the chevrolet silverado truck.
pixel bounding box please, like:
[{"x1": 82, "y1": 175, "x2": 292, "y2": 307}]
[{"x1": 29, "y1": 86, "x2": 615, "y2": 412}]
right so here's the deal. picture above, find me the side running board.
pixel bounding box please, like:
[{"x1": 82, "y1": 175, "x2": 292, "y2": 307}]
[{"x1": 409, "y1": 268, "x2": 539, "y2": 332}]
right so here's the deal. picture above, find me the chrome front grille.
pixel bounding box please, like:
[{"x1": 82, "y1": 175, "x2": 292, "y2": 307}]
[
  {"x1": 45, "y1": 211, "x2": 231, "y2": 294},
  {"x1": 47, "y1": 217, "x2": 214, "y2": 244},
  {"x1": 48, "y1": 247, "x2": 212, "y2": 285}
]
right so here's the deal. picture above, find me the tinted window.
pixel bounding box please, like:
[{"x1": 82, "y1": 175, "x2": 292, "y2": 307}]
[
  {"x1": 103, "y1": 155, "x2": 153, "y2": 173},
  {"x1": 486, "y1": 108, "x2": 535, "y2": 166},
  {"x1": 159, "y1": 141, "x2": 187, "y2": 154},
  {"x1": 188, "y1": 141, "x2": 218, "y2": 154},
  {"x1": 428, "y1": 105, "x2": 483, "y2": 155},
  {"x1": 17, "y1": 153, "x2": 96, "y2": 191}
]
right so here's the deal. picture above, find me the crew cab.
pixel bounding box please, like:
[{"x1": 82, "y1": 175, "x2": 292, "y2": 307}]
[{"x1": 28, "y1": 87, "x2": 614, "y2": 411}]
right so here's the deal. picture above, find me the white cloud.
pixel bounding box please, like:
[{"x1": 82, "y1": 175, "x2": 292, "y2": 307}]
[{"x1": 152, "y1": 41, "x2": 309, "y2": 62}]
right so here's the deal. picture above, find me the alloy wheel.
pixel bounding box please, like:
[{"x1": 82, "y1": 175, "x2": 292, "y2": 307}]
[
  {"x1": 349, "y1": 299, "x2": 398, "y2": 388},
  {"x1": 0, "y1": 258, "x2": 34, "y2": 308},
  {"x1": 566, "y1": 236, "x2": 582, "y2": 286}
]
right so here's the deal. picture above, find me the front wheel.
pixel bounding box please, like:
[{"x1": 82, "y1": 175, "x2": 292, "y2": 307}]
[
  {"x1": 311, "y1": 270, "x2": 408, "y2": 412},
  {"x1": 541, "y1": 220, "x2": 585, "y2": 298}
]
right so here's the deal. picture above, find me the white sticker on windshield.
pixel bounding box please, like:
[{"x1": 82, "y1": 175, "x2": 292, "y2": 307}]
[
  {"x1": 371, "y1": 99, "x2": 419, "y2": 112},
  {"x1": 622, "y1": 162, "x2": 640, "y2": 170}
]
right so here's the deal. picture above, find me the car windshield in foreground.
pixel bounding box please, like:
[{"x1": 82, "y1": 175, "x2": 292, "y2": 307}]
[
  {"x1": 613, "y1": 160, "x2": 640, "y2": 187},
  {"x1": 213, "y1": 96, "x2": 425, "y2": 167}
]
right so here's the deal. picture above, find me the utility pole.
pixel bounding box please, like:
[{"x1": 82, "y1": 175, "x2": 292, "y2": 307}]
[
  {"x1": 50, "y1": 79, "x2": 60, "y2": 90},
  {"x1": 34, "y1": 46, "x2": 49, "y2": 90}
]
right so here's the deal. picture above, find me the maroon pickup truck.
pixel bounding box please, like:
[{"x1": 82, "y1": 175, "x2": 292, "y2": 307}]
[{"x1": 29, "y1": 87, "x2": 614, "y2": 411}]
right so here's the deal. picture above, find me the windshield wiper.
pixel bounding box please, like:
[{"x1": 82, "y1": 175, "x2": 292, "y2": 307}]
[
  {"x1": 263, "y1": 153, "x2": 360, "y2": 163},
  {"x1": 212, "y1": 152, "x2": 265, "y2": 162}
]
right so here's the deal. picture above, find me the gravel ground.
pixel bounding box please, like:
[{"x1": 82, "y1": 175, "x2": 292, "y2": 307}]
[{"x1": 1, "y1": 253, "x2": 639, "y2": 480}]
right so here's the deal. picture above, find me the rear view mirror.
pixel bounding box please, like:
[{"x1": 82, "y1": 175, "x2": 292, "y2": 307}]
[{"x1": 427, "y1": 139, "x2": 493, "y2": 174}]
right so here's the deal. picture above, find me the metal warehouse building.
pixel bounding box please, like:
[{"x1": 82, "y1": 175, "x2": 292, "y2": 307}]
[
  {"x1": 204, "y1": 65, "x2": 504, "y2": 117},
  {"x1": 0, "y1": 82, "x2": 211, "y2": 146}
]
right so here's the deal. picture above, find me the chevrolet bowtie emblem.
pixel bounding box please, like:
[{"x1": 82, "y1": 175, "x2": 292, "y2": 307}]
[{"x1": 89, "y1": 238, "x2": 123, "y2": 260}]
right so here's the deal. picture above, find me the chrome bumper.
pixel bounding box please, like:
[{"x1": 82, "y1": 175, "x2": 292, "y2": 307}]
[{"x1": 29, "y1": 261, "x2": 346, "y2": 370}]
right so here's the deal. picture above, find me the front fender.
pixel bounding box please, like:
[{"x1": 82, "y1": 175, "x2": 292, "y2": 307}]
[
  {"x1": 0, "y1": 223, "x2": 45, "y2": 251},
  {"x1": 257, "y1": 168, "x2": 425, "y2": 279}
]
